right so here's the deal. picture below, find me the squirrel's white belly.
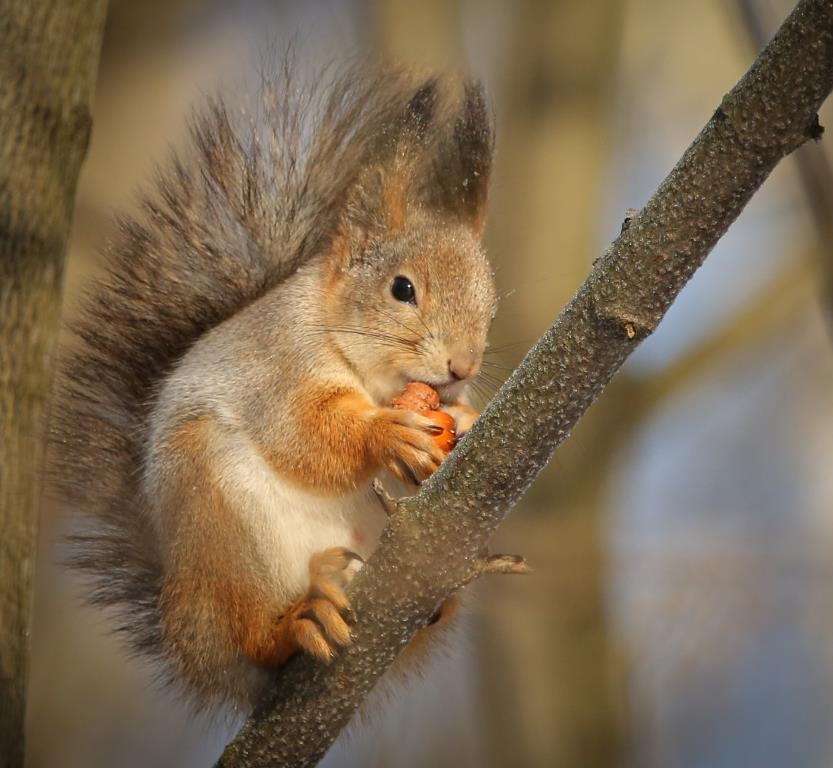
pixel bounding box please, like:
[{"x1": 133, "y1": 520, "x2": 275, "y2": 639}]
[{"x1": 219, "y1": 437, "x2": 387, "y2": 603}]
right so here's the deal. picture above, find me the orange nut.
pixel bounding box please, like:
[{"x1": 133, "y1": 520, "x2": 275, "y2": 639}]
[
  {"x1": 390, "y1": 381, "x2": 441, "y2": 413},
  {"x1": 392, "y1": 382, "x2": 457, "y2": 453}
]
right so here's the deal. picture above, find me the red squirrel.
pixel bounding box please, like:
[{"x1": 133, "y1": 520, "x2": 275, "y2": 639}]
[{"x1": 52, "y1": 65, "x2": 496, "y2": 711}]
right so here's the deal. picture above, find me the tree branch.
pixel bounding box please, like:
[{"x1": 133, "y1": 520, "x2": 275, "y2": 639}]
[
  {"x1": 0, "y1": 2, "x2": 107, "y2": 765},
  {"x1": 735, "y1": 0, "x2": 833, "y2": 333},
  {"x1": 217, "y1": 1, "x2": 833, "y2": 765}
]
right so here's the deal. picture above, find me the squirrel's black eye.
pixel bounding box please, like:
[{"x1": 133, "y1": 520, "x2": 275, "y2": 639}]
[{"x1": 391, "y1": 275, "x2": 416, "y2": 304}]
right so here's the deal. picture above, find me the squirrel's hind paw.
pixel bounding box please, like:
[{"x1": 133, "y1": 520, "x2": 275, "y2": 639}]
[
  {"x1": 291, "y1": 598, "x2": 352, "y2": 662},
  {"x1": 269, "y1": 547, "x2": 361, "y2": 666},
  {"x1": 309, "y1": 546, "x2": 363, "y2": 587}
]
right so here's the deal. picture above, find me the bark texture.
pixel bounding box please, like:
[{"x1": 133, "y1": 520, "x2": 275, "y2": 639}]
[
  {"x1": 216, "y1": 1, "x2": 833, "y2": 765},
  {"x1": 0, "y1": 2, "x2": 107, "y2": 766}
]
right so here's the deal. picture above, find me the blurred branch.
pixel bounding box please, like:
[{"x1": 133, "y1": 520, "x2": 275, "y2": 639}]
[
  {"x1": 547, "y1": 254, "x2": 810, "y2": 509},
  {"x1": 217, "y1": 2, "x2": 833, "y2": 766},
  {"x1": 642, "y1": 254, "x2": 812, "y2": 405},
  {"x1": 481, "y1": 2, "x2": 629, "y2": 765},
  {"x1": 736, "y1": 0, "x2": 833, "y2": 331},
  {"x1": 0, "y1": 1, "x2": 107, "y2": 767}
]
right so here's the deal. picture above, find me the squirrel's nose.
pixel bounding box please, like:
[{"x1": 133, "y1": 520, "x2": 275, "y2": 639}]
[{"x1": 447, "y1": 349, "x2": 480, "y2": 381}]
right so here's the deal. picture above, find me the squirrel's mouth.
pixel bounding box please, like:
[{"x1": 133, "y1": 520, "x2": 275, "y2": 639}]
[{"x1": 424, "y1": 378, "x2": 465, "y2": 402}]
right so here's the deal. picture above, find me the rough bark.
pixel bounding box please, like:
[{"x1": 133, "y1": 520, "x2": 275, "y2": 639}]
[
  {"x1": 217, "y1": 1, "x2": 833, "y2": 765},
  {"x1": 0, "y1": 2, "x2": 107, "y2": 766},
  {"x1": 736, "y1": 0, "x2": 833, "y2": 330}
]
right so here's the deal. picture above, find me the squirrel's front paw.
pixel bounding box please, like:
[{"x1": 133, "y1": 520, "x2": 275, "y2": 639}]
[
  {"x1": 441, "y1": 403, "x2": 480, "y2": 437},
  {"x1": 272, "y1": 547, "x2": 361, "y2": 665},
  {"x1": 375, "y1": 407, "x2": 448, "y2": 485}
]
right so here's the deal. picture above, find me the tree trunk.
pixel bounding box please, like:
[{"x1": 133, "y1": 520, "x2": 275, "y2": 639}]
[{"x1": 0, "y1": 2, "x2": 107, "y2": 765}]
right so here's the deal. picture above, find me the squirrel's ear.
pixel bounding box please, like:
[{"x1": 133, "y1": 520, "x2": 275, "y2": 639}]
[
  {"x1": 333, "y1": 78, "x2": 440, "y2": 263},
  {"x1": 421, "y1": 81, "x2": 494, "y2": 238},
  {"x1": 332, "y1": 165, "x2": 412, "y2": 265}
]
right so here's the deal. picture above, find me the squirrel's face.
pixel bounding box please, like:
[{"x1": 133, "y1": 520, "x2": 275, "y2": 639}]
[{"x1": 326, "y1": 220, "x2": 497, "y2": 405}]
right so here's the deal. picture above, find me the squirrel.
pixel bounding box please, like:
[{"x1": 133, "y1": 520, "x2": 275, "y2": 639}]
[{"x1": 51, "y1": 63, "x2": 497, "y2": 712}]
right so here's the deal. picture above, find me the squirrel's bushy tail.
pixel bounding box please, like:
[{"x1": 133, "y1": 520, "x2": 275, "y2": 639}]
[{"x1": 50, "y1": 60, "x2": 493, "y2": 685}]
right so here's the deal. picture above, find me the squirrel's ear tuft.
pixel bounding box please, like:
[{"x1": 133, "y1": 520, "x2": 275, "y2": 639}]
[
  {"x1": 421, "y1": 81, "x2": 494, "y2": 238},
  {"x1": 405, "y1": 78, "x2": 439, "y2": 137}
]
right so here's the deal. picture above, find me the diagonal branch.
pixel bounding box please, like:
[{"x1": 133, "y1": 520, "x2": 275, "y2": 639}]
[
  {"x1": 735, "y1": 0, "x2": 833, "y2": 332},
  {"x1": 217, "y1": 1, "x2": 833, "y2": 765}
]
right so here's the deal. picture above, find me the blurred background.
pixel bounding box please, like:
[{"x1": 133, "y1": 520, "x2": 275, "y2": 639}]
[{"x1": 28, "y1": 0, "x2": 833, "y2": 766}]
